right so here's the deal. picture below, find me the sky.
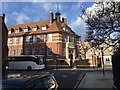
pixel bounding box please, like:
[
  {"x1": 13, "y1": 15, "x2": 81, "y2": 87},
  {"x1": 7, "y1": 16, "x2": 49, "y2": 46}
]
[{"x1": 1, "y1": 1, "x2": 94, "y2": 41}]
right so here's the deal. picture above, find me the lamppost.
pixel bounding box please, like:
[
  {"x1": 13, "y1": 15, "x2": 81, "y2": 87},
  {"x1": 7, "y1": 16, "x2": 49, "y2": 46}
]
[
  {"x1": 100, "y1": 45, "x2": 105, "y2": 75},
  {"x1": 56, "y1": 42, "x2": 58, "y2": 69}
]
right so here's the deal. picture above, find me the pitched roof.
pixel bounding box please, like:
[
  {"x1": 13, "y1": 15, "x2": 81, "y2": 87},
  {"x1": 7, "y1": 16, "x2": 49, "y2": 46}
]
[{"x1": 7, "y1": 18, "x2": 79, "y2": 37}]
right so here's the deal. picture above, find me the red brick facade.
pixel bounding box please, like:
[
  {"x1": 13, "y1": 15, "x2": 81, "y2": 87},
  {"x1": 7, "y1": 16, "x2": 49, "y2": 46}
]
[{"x1": 7, "y1": 12, "x2": 80, "y2": 67}]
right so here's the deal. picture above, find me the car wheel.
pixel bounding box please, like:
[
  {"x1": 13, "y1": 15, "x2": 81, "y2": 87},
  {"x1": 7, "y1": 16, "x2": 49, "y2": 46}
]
[{"x1": 27, "y1": 66, "x2": 32, "y2": 70}]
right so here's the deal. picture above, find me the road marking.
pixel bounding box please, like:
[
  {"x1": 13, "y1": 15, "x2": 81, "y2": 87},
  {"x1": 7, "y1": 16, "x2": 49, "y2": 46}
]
[
  {"x1": 73, "y1": 73, "x2": 86, "y2": 90},
  {"x1": 61, "y1": 75, "x2": 68, "y2": 78}
]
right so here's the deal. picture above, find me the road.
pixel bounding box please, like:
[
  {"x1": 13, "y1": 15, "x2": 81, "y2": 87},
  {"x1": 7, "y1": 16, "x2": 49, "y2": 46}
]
[
  {"x1": 6, "y1": 69, "x2": 84, "y2": 89},
  {"x1": 51, "y1": 69, "x2": 84, "y2": 89},
  {"x1": 5, "y1": 68, "x2": 112, "y2": 89}
]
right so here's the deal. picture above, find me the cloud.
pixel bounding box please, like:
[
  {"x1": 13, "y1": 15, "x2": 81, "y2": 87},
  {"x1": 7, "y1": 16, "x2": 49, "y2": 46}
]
[
  {"x1": 12, "y1": 12, "x2": 31, "y2": 24},
  {"x1": 2, "y1": 0, "x2": 96, "y2": 2},
  {"x1": 71, "y1": 2, "x2": 81, "y2": 10},
  {"x1": 70, "y1": 17, "x2": 84, "y2": 29},
  {"x1": 32, "y1": 2, "x2": 57, "y2": 12},
  {"x1": 69, "y1": 16, "x2": 87, "y2": 41}
]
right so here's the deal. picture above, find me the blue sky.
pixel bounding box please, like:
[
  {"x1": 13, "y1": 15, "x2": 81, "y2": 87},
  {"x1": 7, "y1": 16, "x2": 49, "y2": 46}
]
[{"x1": 1, "y1": 1, "x2": 94, "y2": 41}]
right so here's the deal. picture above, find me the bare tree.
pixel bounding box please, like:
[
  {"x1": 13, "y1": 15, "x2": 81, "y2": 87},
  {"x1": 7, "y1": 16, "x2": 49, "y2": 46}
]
[{"x1": 81, "y1": 1, "x2": 120, "y2": 49}]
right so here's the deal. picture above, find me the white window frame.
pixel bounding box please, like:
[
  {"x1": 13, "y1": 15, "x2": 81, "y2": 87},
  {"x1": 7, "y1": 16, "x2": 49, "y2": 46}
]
[
  {"x1": 15, "y1": 29, "x2": 20, "y2": 33},
  {"x1": 42, "y1": 26, "x2": 47, "y2": 30},
  {"x1": 7, "y1": 38, "x2": 10, "y2": 44},
  {"x1": 12, "y1": 37, "x2": 16, "y2": 44},
  {"x1": 19, "y1": 37, "x2": 23, "y2": 44},
  {"x1": 32, "y1": 27, "x2": 37, "y2": 31},
  {"x1": 47, "y1": 34, "x2": 52, "y2": 42},
  {"x1": 26, "y1": 36, "x2": 31, "y2": 43},
  {"x1": 24, "y1": 28, "x2": 29, "y2": 32},
  {"x1": 8, "y1": 30, "x2": 12, "y2": 34},
  {"x1": 62, "y1": 27, "x2": 65, "y2": 31}
]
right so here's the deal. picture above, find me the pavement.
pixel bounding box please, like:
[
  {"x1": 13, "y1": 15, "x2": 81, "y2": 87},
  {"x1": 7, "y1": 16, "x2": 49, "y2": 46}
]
[
  {"x1": 77, "y1": 70, "x2": 113, "y2": 90},
  {"x1": 53, "y1": 66, "x2": 112, "y2": 71}
]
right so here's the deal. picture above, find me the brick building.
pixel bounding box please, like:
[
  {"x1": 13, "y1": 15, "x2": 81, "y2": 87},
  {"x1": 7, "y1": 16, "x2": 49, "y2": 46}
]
[
  {"x1": 79, "y1": 41, "x2": 113, "y2": 68},
  {"x1": 7, "y1": 11, "x2": 80, "y2": 67}
]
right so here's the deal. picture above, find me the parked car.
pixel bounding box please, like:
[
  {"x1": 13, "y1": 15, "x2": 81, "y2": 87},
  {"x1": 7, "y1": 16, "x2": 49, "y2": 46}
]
[{"x1": 2, "y1": 72, "x2": 58, "y2": 90}]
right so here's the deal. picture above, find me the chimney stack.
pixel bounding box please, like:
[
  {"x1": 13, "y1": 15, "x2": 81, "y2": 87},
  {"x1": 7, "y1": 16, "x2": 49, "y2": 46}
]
[
  {"x1": 49, "y1": 11, "x2": 53, "y2": 25},
  {"x1": 62, "y1": 18, "x2": 67, "y2": 24}
]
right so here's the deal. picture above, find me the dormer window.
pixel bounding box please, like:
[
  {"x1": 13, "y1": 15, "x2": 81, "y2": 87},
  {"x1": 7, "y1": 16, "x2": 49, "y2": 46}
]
[
  {"x1": 15, "y1": 29, "x2": 20, "y2": 33},
  {"x1": 62, "y1": 27, "x2": 65, "y2": 31},
  {"x1": 8, "y1": 28, "x2": 14, "y2": 34},
  {"x1": 42, "y1": 26, "x2": 47, "y2": 30},
  {"x1": 66, "y1": 29, "x2": 70, "y2": 32},
  {"x1": 32, "y1": 27, "x2": 37, "y2": 31},
  {"x1": 24, "y1": 28, "x2": 28, "y2": 32},
  {"x1": 8, "y1": 30, "x2": 12, "y2": 34}
]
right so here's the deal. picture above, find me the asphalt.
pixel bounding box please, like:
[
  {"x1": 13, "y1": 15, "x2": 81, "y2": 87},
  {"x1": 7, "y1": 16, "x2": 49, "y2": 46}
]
[{"x1": 77, "y1": 70, "x2": 113, "y2": 90}]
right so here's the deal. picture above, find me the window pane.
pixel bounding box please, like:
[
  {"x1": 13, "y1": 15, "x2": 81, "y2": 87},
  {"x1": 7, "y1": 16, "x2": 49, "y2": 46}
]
[
  {"x1": 32, "y1": 27, "x2": 37, "y2": 31},
  {"x1": 26, "y1": 36, "x2": 30, "y2": 43},
  {"x1": 32, "y1": 48, "x2": 37, "y2": 55},
  {"x1": 12, "y1": 50, "x2": 16, "y2": 56},
  {"x1": 48, "y1": 47, "x2": 52, "y2": 55},
  {"x1": 18, "y1": 48, "x2": 23, "y2": 55},
  {"x1": 25, "y1": 48, "x2": 29, "y2": 55},
  {"x1": 40, "y1": 34, "x2": 44, "y2": 42},
  {"x1": 39, "y1": 47, "x2": 45, "y2": 55},
  {"x1": 15, "y1": 29, "x2": 19, "y2": 33},
  {"x1": 33, "y1": 35, "x2": 37, "y2": 43},
  {"x1": 12, "y1": 37, "x2": 16, "y2": 44},
  {"x1": 42, "y1": 26, "x2": 47, "y2": 30},
  {"x1": 47, "y1": 34, "x2": 52, "y2": 42},
  {"x1": 7, "y1": 38, "x2": 10, "y2": 44},
  {"x1": 62, "y1": 27, "x2": 65, "y2": 31},
  {"x1": 24, "y1": 28, "x2": 28, "y2": 32},
  {"x1": 19, "y1": 37, "x2": 23, "y2": 44},
  {"x1": 8, "y1": 31, "x2": 11, "y2": 34}
]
